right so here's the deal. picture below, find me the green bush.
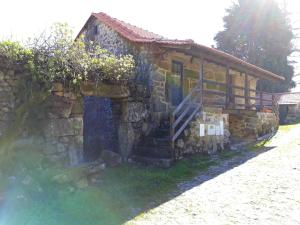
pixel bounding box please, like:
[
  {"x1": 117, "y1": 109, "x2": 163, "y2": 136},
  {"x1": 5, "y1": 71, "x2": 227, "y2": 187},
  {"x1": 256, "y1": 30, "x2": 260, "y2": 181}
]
[{"x1": 0, "y1": 23, "x2": 135, "y2": 91}]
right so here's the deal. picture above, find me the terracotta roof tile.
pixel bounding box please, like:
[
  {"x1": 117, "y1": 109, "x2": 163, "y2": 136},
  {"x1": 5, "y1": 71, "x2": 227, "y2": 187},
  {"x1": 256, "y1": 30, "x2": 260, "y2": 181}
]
[{"x1": 276, "y1": 92, "x2": 300, "y2": 105}]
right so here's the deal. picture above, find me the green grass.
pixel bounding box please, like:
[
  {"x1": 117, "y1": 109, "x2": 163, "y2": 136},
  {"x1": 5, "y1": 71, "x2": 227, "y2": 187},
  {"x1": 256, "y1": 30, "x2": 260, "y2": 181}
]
[
  {"x1": 218, "y1": 150, "x2": 240, "y2": 159},
  {"x1": 4, "y1": 119, "x2": 300, "y2": 225},
  {"x1": 0, "y1": 138, "x2": 216, "y2": 225},
  {"x1": 279, "y1": 118, "x2": 300, "y2": 133}
]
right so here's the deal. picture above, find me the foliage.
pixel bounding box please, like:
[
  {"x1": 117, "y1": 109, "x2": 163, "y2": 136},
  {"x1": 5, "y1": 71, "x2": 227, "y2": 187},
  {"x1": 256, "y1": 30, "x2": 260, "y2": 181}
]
[
  {"x1": 0, "y1": 40, "x2": 33, "y2": 67},
  {"x1": 214, "y1": 0, "x2": 295, "y2": 92},
  {"x1": 0, "y1": 23, "x2": 135, "y2": 90}
]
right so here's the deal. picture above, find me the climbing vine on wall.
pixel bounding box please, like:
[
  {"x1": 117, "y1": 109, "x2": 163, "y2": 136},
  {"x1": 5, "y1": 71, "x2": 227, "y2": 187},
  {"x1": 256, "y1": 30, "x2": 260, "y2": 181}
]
[{"x1": 0, "y1": 23, "x2": 135, "y2": 91}]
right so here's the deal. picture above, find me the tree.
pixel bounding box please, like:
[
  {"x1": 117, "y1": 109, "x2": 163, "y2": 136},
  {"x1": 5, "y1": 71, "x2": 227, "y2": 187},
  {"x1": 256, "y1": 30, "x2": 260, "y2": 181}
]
[{"x1": 214, "y1": 0, "x2": 295, "y2": 92}]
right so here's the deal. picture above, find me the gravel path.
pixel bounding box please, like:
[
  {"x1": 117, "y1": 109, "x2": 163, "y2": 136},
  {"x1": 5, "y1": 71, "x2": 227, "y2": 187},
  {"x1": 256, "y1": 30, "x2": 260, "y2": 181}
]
[{"x1": 127, "y1": 125, "x2": 300, "y2": 225}]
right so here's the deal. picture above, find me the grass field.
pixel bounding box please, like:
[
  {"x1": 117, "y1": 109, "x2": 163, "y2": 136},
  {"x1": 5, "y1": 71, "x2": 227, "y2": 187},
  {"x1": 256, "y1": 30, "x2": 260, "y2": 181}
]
[
  {"x1": 1, "y1": 121, "x2": 298, "y2": 225},
  {"x1": 0, "y1": 138, "x2": 216, "y2": 225}
]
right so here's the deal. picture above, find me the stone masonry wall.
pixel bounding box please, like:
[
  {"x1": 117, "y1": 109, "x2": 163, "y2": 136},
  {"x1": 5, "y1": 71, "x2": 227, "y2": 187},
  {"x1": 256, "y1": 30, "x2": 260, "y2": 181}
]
[
  {"x1": 175, "y1": 108, "x2": 230, "y2": 156},
  {"x1": 42, "y1": 84, "x2": 84, "y2": 165},
  {"x1": 226, "y1": 109, "x2": 279, "y2": 141},
  {"x1": 0, "y1": 65, "x2": 84, "y2": 166},
  {"x1": 82, "y1": 18, "x2": 166, "y2": 160},
  {"x1": 285, "y1": 104, "x2": 300, "y2": 123},
  {"x1": 0, "y1": 64, "x2": 28, "y2": 138}
]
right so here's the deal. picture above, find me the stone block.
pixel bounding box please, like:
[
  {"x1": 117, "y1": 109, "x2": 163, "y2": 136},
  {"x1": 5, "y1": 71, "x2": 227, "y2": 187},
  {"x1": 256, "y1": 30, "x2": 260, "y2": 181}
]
[
  {"x1": 57, "y1": 143, "x2": 66, "y2": 153},
  {"x1": 75, "y1": 135, "x2": 84, "y2": 146},
  {"x1": 126, "y1": 102, "x2": 148, "y2": 122},
  {"x1": 152, "y1": 71, "x2": 166, "y2": 82},
  {"x1": 118, "y1": 122, "x2": 136, "y2": 159},
  {"x1": 52, "y1": 83, "x2": 64, "y2": 92},
  {"x1": 0, "y1": 71, "x2": 4, "y2": 80},
  {"x1": 46, "y1": 95, "x2": 74, "y2": 119},
  {"x1": 80, "y1": 82, "x2": 130, "y2": 98},
  {"x1": 44, "y1": 118, "x2": 78, "y2": 137},
  {"x1": 101, "y1": 150, "x2": 122, "y2": 167}
]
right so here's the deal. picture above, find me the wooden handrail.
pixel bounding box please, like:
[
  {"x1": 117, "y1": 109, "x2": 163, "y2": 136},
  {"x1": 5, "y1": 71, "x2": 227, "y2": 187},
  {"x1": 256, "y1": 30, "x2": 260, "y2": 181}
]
[
  {"x1": 172, "y1": 87, "x2": 200, "y2": 116},
  {"x1": 172, "y1": 103, "x2": 193, "y2": 129},
  {"x1": 170, "y1": 84, "x2": 203, "y2": 157},
  {"x1": 172, "y1": 104, "x2": 201, "y2": 142},
  {"x1": 170, "y1": 77, "x2": 279, "y2": 159}
]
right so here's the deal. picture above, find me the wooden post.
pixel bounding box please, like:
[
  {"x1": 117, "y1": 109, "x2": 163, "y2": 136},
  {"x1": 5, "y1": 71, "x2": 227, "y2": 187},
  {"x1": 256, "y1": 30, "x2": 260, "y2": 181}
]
[
  {"x1": 170, "y1": 114, "x2": 175, "y2": 159},
  {"x1": 199, "y1": 58, "x2": 204, "y2": 106},
  {"x1": 272, "y1": 94, "x2": 275, "y2": 112},
  {"x1": 260, "y1": 91, "x2": 263, "y2": 110},
  {"x1": 244, "y1": 73, "x2": 249, "y2": 109},
  {"x1": 225, "y1": 65, "x2": 230, "y2": 109}
]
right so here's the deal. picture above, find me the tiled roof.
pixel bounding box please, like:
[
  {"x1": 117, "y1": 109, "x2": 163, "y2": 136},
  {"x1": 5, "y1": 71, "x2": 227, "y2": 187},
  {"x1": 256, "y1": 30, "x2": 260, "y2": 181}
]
[
  {"x1": 77, "y1": 12, "x2": 284, "y2": 82},
  {"x1": 87, "y1": 12, "x2": 194, "y2": 45},
  {"x1": 276, "y1": 92, "x2": 300, "y2": 105}
]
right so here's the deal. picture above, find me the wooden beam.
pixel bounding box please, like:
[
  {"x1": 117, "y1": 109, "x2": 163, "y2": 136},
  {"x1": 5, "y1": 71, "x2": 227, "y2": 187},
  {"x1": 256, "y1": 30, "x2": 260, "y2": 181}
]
[
  {"x1": 245, "y1": 73, "x2": 250, "y2": 109},
  {"x1": 226, "y1": 65, "x2": 230, "y2": 108},
  {"x1": 176, "y1": 48, "x2": 269, "y2": 81},
  {"x1": 199, "y1": 57, "x2": 204, "y2": 105},
  {"x1": 260, "y1": 92, "x2": 263, "y2": 109}
]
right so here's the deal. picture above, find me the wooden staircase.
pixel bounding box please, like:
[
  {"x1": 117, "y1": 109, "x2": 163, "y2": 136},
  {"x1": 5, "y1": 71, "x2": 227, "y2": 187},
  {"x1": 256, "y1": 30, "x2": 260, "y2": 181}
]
[
  {"x1": 170, "y1": 86, "x2": 202, "y2": 159},
  {"x1": 133, "y1": 85, "x2": 203, "y2": 166},
  {"x1": 132, "y1": 119, "x2": 173, "y2": 168}
]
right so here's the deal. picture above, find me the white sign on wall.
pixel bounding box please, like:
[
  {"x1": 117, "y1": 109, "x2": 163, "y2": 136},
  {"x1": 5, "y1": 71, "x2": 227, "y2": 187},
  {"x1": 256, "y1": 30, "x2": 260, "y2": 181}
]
[
  {"x1": 199, "y1": 124, "x2": 205, "y2": 137},
  {"x1": 207, "y1": 124, "x2": 216, "y2": 136},
  {"x1": 216, "y1": 126, "x2": 221, "y2": 135},
  {"x1": 220, "y1": 121, "x2": 224, "y2": 135}
]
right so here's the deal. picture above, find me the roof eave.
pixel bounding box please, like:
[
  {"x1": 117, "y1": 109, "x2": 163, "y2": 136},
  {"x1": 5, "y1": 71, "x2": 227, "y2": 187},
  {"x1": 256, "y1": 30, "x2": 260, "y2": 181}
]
[{"x1": 159, "y1": 44, "x2": 284, "y2": 82}]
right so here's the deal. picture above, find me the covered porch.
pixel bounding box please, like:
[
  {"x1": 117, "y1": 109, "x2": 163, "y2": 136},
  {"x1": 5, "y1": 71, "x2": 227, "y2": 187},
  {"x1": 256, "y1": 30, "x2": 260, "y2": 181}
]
[{"x1": 161, "y1": 45, "x2": 283, "y2": 155}]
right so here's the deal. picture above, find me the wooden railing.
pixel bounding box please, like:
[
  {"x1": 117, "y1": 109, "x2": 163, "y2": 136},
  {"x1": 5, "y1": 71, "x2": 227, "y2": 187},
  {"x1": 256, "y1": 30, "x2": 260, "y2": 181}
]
[
  {"x1": 170, "y1": 78, "x2": 279, "y2": 160},
  {"x1": 170, "y1": 86, "x2": 202, "y2": 159},
  {"x1": 202, "y1": 79, "x2": 278, "y2": 111}
]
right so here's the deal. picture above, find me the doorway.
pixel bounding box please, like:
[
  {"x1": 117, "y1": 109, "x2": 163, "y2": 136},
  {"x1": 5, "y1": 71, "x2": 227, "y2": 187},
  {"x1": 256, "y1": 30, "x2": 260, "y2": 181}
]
[
  {"x1": 169, "y1": 61, "x2": 184, "y2": 106},
  {"x1": 83, "y1": 96, "x2": 120, "y2": 162}
]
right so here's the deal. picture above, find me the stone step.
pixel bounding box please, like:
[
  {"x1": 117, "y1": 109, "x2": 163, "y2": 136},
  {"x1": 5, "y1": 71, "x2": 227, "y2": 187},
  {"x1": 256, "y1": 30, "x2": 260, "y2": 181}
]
[
  {"x1": 134, "y1": 146, "x2": 172, "y2": 159},
  {"x1": 151, "y1": 129, "x2": 170, "y2": 138},
  {"x1": 141, "y1": 137, "x2": 170, "y2": 147}
]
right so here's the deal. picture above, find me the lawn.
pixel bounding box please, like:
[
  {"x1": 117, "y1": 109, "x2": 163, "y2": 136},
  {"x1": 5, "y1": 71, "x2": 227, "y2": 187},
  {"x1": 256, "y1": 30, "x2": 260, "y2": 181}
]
[
  {"x1": 2, "y1": 120, "x2": 298, "y2": 225},
  {"x1": 0, "y1": 137, "x2": 216, "y2": 225}
]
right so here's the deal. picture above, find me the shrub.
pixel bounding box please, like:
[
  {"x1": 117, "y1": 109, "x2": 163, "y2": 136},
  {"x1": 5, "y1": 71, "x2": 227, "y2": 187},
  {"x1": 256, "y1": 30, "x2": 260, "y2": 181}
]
[{"x1": 0, "y1": 23, "x2": 135, "y2": 90}]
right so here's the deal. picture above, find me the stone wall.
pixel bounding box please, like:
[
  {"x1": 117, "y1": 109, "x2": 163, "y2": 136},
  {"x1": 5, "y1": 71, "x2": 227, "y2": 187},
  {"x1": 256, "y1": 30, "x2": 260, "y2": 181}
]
[
  {"x1": 0, "y1": 65, "x2": 84, "y2": 166},
  {"x1": 0, "y1": 64, "x2": 28, "y2": 138},
  {"x1": 175, "y1": 108, "x2": 230, "y2": 155},
  {"x1": 280, "y1": 104, "x2": 300, "y2": 123},
  {"x1": 41, "y1": 82, "x2": 154, "y2": 165},
  {"x1": 225, "y1": 109, "x2": 278, "y2": 141},
  {"x1": 82, "y1": 18, "x2": 169, "y2": 161},
  {"x1": 42, "y1": 85, "x2": 84, "y2": 165}
]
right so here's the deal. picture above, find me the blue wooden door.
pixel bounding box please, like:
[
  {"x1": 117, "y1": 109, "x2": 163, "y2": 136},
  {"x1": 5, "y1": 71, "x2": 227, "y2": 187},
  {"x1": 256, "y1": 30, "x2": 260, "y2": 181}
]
[
  {"x1": 169, "y1": 61, "x2": 184, "y2": 106},
  {"x1": 83, "y1": 96, "x2": 119, "y2": 162}
]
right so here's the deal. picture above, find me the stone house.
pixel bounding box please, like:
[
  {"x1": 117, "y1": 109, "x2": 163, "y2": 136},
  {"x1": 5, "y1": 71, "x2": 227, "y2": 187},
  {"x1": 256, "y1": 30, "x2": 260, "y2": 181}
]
[
  {"x1": 0, "y1": 13, "x2": 284, "y2": 166},
  {"x1": 276, "y1": 92, "x2": 300, "y2": 124}
]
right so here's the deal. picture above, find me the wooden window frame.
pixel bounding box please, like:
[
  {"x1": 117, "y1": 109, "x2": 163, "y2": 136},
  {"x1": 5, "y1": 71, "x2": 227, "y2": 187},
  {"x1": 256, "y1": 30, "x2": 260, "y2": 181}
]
[{"x1": 171, "y1": 61, "x2": 184, "y2": 77}]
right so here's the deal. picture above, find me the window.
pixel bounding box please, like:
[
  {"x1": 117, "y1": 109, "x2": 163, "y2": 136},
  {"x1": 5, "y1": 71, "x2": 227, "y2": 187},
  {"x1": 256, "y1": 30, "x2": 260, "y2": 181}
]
[
  {"x1": 172, "y1": 61, "x2": 183, "y2": 77},
  {"x1": 94, "y1": 25, "x2": 99, "y2": 35}
]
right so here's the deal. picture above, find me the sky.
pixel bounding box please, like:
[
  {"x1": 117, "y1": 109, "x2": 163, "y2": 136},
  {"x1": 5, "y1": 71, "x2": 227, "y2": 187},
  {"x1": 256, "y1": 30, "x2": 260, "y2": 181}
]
[
  {"x1": 0, "y1": 0, "x2": 233, "y2": 45},
  {"x1": 0, "y1": 0, "x2": 300, "y2": 90}
]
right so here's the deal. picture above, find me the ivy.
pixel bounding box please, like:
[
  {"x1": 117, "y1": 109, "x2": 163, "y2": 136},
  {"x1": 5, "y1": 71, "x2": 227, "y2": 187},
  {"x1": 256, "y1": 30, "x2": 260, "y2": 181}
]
[{"x1": 0, "y1": 23, "x2": 135, "y2": 90}]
